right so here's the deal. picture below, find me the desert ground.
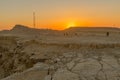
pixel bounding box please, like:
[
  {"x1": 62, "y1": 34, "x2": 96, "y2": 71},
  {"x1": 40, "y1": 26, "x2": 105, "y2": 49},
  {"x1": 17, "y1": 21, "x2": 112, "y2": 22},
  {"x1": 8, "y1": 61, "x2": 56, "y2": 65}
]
[{"x1": 0, "y1": 25, "x2": 120, "y2": 80}]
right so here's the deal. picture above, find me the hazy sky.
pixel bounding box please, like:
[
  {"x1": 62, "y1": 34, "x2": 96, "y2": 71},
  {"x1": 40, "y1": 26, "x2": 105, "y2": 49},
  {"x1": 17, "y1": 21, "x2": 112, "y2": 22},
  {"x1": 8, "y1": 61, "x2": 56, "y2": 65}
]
[{"x1": 0, "y1": 0, "x2": 120, "y2": 30}]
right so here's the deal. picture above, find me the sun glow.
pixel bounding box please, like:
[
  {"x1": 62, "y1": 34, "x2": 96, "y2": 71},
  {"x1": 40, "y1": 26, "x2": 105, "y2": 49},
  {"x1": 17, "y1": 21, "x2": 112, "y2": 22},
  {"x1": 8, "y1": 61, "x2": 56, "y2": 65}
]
[{"x1": 66, "y1": 22, "x2": 77, "y2": 28}]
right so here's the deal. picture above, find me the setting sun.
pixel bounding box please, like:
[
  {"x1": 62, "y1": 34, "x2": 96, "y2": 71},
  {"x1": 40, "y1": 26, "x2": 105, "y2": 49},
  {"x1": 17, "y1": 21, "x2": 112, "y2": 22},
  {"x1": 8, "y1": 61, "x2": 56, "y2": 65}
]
[{"x1": 66, "y1": 22, "x2": 77, "y2": 28}]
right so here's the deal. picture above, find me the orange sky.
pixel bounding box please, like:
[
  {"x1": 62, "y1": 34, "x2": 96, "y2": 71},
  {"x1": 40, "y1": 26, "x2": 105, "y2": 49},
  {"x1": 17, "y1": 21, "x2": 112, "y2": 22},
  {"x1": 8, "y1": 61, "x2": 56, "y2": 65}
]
[{"x1": 0, "y1": 0, "x2": 120, "y2": 30}]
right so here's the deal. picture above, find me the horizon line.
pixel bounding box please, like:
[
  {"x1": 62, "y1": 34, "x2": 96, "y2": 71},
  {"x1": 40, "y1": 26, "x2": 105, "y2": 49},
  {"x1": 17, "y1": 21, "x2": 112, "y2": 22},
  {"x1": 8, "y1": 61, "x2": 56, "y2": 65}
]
[{"x1": 0, "y1": 24, "x2": 120, "y2": 31}]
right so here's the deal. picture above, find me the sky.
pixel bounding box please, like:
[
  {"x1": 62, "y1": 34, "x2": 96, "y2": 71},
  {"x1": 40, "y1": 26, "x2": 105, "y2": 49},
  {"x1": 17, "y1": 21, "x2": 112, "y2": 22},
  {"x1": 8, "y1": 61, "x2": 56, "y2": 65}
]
[{"x1": 0, "y1": 0, "x2": 120, "y2": 30}]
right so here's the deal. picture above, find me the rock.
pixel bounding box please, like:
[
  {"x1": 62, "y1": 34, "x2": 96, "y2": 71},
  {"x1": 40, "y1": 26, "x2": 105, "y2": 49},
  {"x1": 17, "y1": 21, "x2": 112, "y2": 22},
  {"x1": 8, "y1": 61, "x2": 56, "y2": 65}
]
[
  {"x1": 66, "y1": 61, "x2": 75, "y2": 70},
  {"x1": 33, "y1": 62, "x2": 49, "y2": 70},
  {"x1": 53, "y1": 68, "x2": 79, "y2": 80},
  {"x1": 44, "y1": 75, "x2": 52, "y2": 80}
]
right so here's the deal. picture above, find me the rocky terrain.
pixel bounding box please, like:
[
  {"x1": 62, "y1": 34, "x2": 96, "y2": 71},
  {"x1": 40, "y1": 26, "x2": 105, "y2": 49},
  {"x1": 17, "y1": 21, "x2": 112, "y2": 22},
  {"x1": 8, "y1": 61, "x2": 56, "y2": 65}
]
[{"x1": 0, "y1": 25, "x2": 120, "y2": 80}]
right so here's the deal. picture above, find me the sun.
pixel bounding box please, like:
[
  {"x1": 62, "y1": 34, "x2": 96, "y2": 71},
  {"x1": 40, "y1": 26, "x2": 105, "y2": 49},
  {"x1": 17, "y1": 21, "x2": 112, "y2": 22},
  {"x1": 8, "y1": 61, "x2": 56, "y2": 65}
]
[{"x1": 66, "y1": 22, "x2": 76, "y2": 28}]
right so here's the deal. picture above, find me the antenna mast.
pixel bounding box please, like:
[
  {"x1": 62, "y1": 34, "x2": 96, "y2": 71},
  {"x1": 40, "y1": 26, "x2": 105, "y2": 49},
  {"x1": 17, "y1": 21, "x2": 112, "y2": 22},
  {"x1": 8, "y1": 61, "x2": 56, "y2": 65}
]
[{"x1": 33, "y1": 12, "x2": 36, "y2": 28}]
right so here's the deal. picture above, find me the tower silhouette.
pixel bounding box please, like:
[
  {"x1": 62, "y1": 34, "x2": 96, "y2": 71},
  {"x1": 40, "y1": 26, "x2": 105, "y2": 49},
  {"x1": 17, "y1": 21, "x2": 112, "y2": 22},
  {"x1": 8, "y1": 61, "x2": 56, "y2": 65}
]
[{"x1": 33, "y1": 12, "x2": 36, "y2": 28}]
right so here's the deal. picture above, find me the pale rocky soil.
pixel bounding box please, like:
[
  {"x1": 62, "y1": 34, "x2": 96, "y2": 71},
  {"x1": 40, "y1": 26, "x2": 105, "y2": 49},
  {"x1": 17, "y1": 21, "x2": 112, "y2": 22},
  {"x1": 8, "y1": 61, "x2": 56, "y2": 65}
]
[{"x1": 0, "y1": 26, "x2": 120, "y2": 80}]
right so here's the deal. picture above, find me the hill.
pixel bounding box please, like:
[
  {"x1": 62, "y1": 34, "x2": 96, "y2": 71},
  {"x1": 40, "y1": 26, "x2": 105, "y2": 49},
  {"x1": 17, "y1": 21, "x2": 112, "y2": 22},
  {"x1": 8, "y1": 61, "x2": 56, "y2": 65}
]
[
  {"x1": 0, "y1": 25, "x2": 59, "y2": 36},
  {"x1": 64, "y1": 27, "x2": 120, "y2": 32}
]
